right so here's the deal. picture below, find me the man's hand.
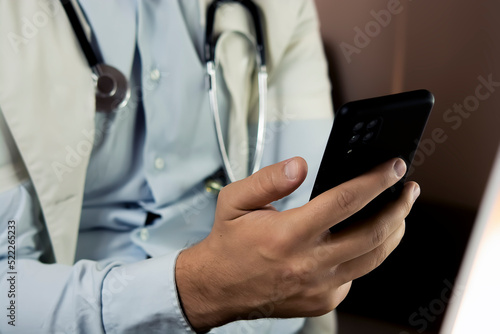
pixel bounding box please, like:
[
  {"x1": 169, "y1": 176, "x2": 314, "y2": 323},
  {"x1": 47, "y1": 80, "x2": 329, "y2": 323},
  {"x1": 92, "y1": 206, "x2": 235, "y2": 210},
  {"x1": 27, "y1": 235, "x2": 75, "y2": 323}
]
[{"x1": 176, "y1": 157, "x2": 419, "y2": 332}]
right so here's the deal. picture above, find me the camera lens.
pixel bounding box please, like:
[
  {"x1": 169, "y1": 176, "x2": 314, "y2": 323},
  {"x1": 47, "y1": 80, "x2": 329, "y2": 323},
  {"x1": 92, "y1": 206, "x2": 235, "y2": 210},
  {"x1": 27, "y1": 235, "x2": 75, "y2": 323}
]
[
  {"x1": 363, "y1": 132, "x2": 374, "y2": 142},
  {"x1": 353, "y1": 122, "x2": 364, "y2": 133},
  {"x1": 367, "y1": 119, "x2": 378, "y2": 129}
]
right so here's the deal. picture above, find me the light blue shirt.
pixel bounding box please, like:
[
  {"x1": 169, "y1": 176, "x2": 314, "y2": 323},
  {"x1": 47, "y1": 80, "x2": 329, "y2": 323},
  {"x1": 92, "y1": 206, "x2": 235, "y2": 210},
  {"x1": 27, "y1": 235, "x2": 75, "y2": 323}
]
[{"x1": 0, "y1": 1, "x2": 332, "y2": 333}]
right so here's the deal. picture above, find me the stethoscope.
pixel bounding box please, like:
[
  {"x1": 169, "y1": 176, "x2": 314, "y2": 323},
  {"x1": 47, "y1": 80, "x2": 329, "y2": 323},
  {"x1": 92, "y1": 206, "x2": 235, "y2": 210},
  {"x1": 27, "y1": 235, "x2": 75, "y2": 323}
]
[
  {"x1": 205, "y1": 0, "x2": 268, "y2": 185},
  {"x1": 61, "y1": 0, "x2": 267, "y2": 190},
  {"x1": 60, "y1": 0, "x2": 131, "y2": 113}
]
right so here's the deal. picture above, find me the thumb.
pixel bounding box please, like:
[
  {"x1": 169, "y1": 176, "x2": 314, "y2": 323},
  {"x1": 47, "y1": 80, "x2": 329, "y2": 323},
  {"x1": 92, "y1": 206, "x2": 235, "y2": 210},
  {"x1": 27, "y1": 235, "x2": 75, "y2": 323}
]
[{"x1": 218, "y1": 157, "x2": 308, "y2": 216}]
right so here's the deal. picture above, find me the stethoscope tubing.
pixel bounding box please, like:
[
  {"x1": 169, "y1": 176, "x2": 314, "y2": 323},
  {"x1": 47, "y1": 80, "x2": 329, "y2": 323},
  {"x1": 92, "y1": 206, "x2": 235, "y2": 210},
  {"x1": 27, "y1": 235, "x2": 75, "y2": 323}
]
[
  {"x1": 59, "y1": 0, "x2": 99, "y2": 69},
  {"x1": 205, "y1": 0, "x2": 268, "y2": 183}
]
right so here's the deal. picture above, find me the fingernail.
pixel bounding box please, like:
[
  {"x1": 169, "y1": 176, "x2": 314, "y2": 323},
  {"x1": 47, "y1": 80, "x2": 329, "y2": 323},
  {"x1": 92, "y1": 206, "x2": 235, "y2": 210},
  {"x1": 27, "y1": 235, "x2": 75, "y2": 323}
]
[
  {"x1": 284, "y1": 159, "x2": 299, "y2": 181},
  {"x1": 413, "y1": 185, "x2": 421, "y2": 202},
  {"x1": 394, "y1": 159, "x2": 407, "y2": 178}
]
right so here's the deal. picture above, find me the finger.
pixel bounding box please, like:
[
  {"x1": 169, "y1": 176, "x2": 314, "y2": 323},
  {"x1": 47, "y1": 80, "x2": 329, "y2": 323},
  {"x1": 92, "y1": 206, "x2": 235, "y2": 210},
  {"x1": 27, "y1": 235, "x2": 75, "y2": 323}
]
[
  {"x1": 292, "y1": 158, "x2": 407, "y2": 237},
  {"x1": 324, "y1": 181, "x2": 419, "y2": 265},
  {"x1": 332, "y1": 281, "x2": 352, "y2": 309},
  {"x1": 322, "y1": 281, "x2": 352, "y2": 314},
  {"x1": 333, "y1": 221, "x2": 406, "y2": 286},
  {"x1": 217, "y1": 157, "x2": 308, "y2": 219}
]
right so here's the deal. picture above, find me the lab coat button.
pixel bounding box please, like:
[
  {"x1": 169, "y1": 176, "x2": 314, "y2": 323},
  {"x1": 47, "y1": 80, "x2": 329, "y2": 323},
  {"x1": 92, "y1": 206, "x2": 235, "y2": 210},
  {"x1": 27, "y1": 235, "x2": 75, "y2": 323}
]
[
  {"x1": 154, "y1": 157, "x2": 165, "y2": 170},
  {"x1": 139, "y1": 228, "x2": 149, "y2": 241},
  {"x1": 150, "y1": 69, "x2": 161, "y2": 82}
]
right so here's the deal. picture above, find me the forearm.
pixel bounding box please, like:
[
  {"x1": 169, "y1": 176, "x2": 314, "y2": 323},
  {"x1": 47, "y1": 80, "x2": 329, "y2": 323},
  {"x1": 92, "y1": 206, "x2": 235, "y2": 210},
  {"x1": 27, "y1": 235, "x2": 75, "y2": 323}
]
[{"x1": 0, "y1": 182, "x2": 194, "y2": 333}]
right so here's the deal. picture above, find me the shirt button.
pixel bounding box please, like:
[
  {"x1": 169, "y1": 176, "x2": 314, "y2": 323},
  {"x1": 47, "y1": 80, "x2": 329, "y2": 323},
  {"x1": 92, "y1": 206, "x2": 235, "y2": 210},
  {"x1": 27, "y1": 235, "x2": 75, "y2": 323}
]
[
  {"x1": 154, "y1": 157, "x2": 165, "y2": 170},
  {"x1": 150, "y1": 69, "x2": 161, "y2": 82},
  {"x1": 139, "y1": 228, "x2": 149, "y2": 241}
]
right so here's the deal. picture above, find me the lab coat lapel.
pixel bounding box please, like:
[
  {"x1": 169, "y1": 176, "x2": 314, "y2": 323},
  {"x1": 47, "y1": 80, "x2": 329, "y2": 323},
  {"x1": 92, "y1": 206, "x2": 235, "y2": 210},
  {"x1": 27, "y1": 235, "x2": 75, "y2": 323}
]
[{"x1": 0, "y1": 0, "x2": 95, "y2": 265}]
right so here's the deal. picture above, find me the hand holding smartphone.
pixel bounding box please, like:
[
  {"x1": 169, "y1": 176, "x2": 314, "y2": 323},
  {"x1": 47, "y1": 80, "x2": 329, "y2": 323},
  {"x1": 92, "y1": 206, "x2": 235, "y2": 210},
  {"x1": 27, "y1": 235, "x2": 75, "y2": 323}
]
[{"x1": 310, "y1": 90, "x2": 434, "y2": 233}]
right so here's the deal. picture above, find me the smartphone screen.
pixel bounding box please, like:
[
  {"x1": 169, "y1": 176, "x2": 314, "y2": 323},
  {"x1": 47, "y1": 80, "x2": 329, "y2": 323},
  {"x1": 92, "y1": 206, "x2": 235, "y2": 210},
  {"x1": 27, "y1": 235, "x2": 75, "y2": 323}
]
[{"x1": 310, "y1": 90, "x2": 434, "y2": 233}]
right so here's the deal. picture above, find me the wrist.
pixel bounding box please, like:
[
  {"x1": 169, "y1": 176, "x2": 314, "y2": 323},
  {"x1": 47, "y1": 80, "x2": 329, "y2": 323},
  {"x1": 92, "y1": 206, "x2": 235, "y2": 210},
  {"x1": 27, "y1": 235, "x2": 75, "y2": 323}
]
[{"x1": 175, "y1": 244, "x2": 234, "y2": 332}]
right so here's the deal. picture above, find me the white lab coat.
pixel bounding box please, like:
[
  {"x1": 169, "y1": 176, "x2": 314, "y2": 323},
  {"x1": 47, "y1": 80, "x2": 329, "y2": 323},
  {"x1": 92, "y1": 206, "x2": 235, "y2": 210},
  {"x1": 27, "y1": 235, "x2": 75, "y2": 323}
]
[{"x1": 0, "y1": 0, "x2": 334, "y2": 332}]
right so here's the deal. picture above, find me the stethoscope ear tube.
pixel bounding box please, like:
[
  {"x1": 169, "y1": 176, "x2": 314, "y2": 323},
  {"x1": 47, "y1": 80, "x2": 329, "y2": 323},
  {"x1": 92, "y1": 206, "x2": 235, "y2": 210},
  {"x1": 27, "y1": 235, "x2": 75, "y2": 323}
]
[
  {"x1": 205, "y1": 0, "x2": 268, "y2": 183},
  {"x1": 205, "y1": 0, "x2": 266, "y2": 67}
]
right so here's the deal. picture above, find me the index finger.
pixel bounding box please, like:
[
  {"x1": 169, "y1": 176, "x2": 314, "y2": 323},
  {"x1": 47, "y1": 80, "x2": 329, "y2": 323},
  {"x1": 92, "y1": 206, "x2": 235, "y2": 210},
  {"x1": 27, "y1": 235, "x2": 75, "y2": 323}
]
[{"x1": 289, "y1": 158, "x2": 406, "y2": 238}]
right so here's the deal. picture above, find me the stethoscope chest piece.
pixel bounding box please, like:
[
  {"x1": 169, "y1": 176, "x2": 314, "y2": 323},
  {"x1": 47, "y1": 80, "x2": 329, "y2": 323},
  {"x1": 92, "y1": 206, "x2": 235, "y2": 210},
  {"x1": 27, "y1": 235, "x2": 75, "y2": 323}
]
[
  {"x1": 59, "y1": 0, "x2": 130, "y2": 113},
  {"x1": 94, "y1": 64, "x2": 130, "y2": 113}
]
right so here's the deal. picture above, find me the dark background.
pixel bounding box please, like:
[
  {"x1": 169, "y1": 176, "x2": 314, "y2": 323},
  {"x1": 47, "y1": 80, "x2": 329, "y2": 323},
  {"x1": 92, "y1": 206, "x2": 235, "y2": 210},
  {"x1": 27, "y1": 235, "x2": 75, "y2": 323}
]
[{"x1": 313, "y1": 0, "x2": 500, "y2": 332}]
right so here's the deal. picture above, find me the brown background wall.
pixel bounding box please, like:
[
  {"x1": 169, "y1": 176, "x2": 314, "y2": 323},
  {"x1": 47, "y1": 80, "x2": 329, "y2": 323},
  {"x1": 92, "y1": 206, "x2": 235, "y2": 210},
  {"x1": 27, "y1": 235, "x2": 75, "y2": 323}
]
[{"x1": 314, "y1": 0, "x2": 500, "y2": 210}]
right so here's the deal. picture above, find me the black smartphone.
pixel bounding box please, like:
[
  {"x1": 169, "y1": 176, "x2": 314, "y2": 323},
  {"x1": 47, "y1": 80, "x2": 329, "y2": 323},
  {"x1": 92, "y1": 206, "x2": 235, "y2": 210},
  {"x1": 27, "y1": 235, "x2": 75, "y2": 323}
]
[{"x1": 310, "y1": 90, "x2": 435, "y2": 233}]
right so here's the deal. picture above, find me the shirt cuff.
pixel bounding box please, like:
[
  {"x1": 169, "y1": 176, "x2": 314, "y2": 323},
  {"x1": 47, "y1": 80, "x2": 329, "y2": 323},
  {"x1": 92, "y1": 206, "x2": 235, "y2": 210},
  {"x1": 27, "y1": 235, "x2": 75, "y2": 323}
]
[{"x1": 102, "y1": 249, "x2": 195, "y2": 333}]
